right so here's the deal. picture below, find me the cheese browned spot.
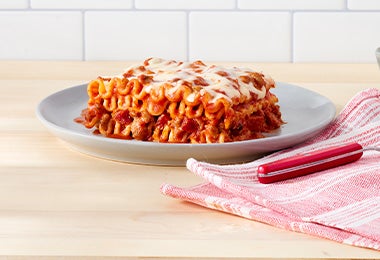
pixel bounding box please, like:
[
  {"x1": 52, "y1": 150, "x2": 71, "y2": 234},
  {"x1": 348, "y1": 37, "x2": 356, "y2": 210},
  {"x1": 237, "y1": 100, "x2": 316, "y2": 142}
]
[{"x1": 76, "y1": 58, "x2": 284, "y2": 143}]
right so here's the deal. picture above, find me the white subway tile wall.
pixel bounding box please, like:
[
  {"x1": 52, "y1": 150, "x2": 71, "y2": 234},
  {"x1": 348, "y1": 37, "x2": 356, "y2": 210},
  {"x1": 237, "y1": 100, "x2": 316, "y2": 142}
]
[
  {"x1": 31, "y1": 0, "x2": 133, "y2": 9},
  {"x1": 0, "y1": 0, "x2": 28, "y2": 9},
  {"x1": 294, "y1": 12, "x2": 380, "y2": 63},
  {"x1": 238, "y1": 0, "x2": 345, "y2": 10},
  {"x1": 0, "y1": 0, "x2": 379, "y2": 62},
  {"x1": 189, "y1": 12, "x2": 291, "y2": 62},
  {"x1": 348, "y1": 0, "x2": 380, "y2": 10},
  {"x1": 0, "y1": 12, "x2": 82, "y2": 60},
  {"x1": 85, "y1": 11, "x2": 187, "y2": 60},
  {"x1": 135, "y1": 0, "x2": 236, "y2": 10}
]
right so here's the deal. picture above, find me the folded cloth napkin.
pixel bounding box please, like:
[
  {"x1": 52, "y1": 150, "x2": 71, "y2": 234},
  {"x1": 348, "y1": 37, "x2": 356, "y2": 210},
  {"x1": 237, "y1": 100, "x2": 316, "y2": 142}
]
[{"x1": 161, "y1": 88, "x2": 380, "y2": 251}]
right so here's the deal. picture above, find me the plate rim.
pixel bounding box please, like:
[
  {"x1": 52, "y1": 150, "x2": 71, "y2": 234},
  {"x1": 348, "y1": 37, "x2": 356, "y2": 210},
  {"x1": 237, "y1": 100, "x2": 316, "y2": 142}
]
[{"x1": 35, "y1": 82, "x2": 336, "y2": 165}]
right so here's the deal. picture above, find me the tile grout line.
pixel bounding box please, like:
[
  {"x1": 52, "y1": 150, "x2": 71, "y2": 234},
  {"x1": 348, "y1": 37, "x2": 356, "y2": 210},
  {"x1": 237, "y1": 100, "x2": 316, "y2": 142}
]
[
  {"x1": 290, "y1": 11, "x2": 294, "y2": 63},
  {"x1": 186, "y1": 11, "x2": 190, "y2": 61},
  {"x1": 82, "y1": 10, "x2": 86, "y2": 61},
  {"x1": 1, "y1": 2, "x2": 380, "y2": 62}
]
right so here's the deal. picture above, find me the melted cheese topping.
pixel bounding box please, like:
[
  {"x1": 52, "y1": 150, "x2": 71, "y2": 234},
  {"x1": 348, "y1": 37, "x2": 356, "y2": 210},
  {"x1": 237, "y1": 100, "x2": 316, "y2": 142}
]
[{"x1": 123, "y1": 57, "x2": 270, "y2": 103}]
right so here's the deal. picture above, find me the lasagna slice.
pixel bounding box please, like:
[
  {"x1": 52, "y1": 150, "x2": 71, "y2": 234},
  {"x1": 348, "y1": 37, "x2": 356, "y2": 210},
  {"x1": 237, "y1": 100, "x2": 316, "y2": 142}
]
[{"x1": 76, "y1": 58, "x2": 284, "y2": 143}]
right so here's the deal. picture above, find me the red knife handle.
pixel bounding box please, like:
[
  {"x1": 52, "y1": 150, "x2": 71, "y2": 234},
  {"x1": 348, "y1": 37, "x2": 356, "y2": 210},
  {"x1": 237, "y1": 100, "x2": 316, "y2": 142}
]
[{"x1": 257, "y1": 142, "x2": 363, "y2": 184}]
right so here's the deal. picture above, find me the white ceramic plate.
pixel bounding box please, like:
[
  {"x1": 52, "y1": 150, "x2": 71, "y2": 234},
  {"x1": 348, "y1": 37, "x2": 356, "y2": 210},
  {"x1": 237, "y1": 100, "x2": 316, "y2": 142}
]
[{"x1": 36, "y1": 82, "x2": 336, "y2": 166}]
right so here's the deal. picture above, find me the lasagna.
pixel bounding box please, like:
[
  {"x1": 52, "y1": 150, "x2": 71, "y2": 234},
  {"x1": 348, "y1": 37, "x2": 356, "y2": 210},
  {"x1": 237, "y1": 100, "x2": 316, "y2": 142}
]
[{"x1": 76, "y1": 58, "x2": 284, "y2": 143}]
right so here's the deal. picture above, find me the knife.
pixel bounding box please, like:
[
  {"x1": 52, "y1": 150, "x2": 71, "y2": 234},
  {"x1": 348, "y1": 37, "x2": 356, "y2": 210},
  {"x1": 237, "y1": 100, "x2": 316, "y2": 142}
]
[{"x1": 257, "y1": 142, "x2": 378, "y2": 184}]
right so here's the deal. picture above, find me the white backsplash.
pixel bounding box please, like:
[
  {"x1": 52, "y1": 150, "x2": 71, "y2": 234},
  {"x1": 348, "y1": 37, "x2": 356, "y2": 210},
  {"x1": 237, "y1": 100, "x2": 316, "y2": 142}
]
[{"x1": 0, "y1": 0, "x2": 379, "y2": 62}]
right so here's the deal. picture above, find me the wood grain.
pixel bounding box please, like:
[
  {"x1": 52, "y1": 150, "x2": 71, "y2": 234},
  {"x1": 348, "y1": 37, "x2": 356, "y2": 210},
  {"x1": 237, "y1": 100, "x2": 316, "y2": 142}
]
[{"x1": 1, "y1": 61, "x2": 380, "y2": 259}]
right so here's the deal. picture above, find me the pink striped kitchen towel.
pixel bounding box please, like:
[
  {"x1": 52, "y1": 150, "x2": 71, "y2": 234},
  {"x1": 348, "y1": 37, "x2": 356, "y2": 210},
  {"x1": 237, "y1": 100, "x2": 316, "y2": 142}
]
[{"x1": 161, "y1": 88, "x2": 380, "y2": 251}]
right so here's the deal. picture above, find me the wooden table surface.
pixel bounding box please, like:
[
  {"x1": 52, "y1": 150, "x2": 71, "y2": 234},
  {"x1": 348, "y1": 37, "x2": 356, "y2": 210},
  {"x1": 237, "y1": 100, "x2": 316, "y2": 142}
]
[{"x1": 1, "y1": 61, "x2": 380, "y2": 259}]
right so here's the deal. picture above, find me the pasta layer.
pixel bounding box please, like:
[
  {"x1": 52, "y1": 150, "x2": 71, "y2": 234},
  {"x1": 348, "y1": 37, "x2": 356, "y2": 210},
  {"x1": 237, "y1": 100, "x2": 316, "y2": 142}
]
[{"x1": 76, "y1": 58, "x2": 284, "y2": 143}]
